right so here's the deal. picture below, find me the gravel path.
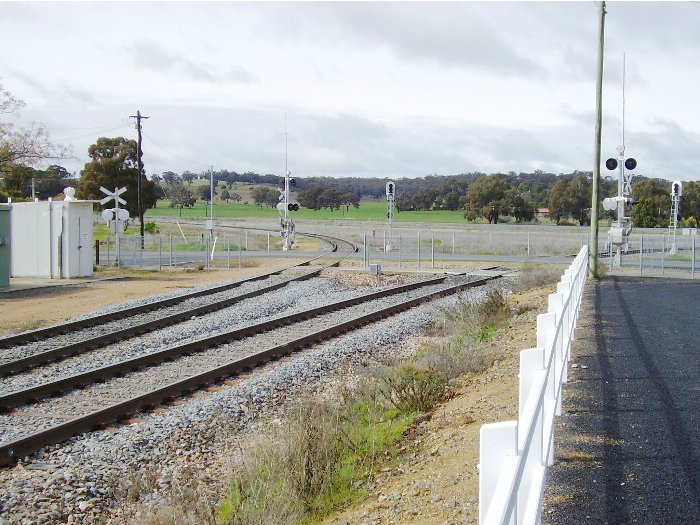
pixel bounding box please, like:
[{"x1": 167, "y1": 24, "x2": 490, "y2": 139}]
[
  {"x1": 542, "y1": 276, "x2": 700, "y2": 524},
  {"x1": 0, "y1": 274, "x2": 504, "y2": 524}
]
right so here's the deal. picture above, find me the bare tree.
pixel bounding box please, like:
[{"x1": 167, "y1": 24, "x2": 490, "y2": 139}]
[{"x1": 0, "y1": 84, "x2": 70, "y2": 171}]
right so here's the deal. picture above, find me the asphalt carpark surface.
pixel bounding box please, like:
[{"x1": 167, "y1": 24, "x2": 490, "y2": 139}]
[{"x1": 543, "y1": 276, "x2": 700, "y2": 524}]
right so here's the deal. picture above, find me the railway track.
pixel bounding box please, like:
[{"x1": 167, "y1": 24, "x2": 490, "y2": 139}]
[
  {"x1": 0, "y1": 270, "x2": 505, "y2": 466},
  {"x1": 0, "y1": 235, "x2": 357, "y2": 375}
]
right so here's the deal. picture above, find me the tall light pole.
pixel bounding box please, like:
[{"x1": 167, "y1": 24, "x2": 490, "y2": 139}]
[{"x1": 589, "y1": 1, "x2": 606, "y2": 278}]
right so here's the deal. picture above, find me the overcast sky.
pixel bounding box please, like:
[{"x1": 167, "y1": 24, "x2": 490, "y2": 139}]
[{"x1": 2, "y1": 1, "x2": 700, "y2": 181}]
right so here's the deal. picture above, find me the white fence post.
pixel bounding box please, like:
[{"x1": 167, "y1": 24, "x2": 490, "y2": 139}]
[
  {"x1": 479, "y1": 246, "x2": 588, "y2": 525},
  {"x1": 479, "y1": 421, "x2": 518, "y2": 524}
]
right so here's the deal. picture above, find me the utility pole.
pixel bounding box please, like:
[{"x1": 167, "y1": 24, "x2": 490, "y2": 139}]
[
  {"x1": 130, "y1": 110, "x2": 149, "y2": 246},
  {"x1": 589, "y1": 1, "x2": 606, "y2": 278}
]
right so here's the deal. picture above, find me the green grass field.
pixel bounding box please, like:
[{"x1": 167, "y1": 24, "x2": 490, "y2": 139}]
[{"x1": 146, "y1": 199, "x2": 468, "y2": 223}]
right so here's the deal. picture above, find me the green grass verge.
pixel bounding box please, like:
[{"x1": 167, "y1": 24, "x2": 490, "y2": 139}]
[{"x1": 146, "y1": 200, "x2": 468, "y2": 223}]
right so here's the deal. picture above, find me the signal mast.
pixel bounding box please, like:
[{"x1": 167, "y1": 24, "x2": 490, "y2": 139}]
[{"x1": 277, "y1": 117, "x2": 297, "y2": 250}]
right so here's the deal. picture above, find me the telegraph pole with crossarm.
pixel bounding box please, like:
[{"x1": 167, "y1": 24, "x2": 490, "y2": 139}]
[{"x1": 130, "y1": 110, "x2": 149, "y2": 245}]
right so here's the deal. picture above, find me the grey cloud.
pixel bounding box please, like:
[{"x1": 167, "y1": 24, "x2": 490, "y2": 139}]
[
  {"x1": 129, "y1": 40, "x2": 257, "y2": 84},
  {"x1": 304, "y1": 3, "x2": 546, "y2": 78}
]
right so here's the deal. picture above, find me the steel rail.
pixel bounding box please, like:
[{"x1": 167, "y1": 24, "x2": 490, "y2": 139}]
[
  {"x1": 0, "y1": 234, "x2": 355, "y2": 349},
  {"x1": 0, "y1": 276, "x2": 447, "y2": 409},
  {"x1": 0, "y1": 264, "x2": 336, "y2": 376},
  {"x1": 0, "y1": 273, "x2": 503, "y2": 466}
]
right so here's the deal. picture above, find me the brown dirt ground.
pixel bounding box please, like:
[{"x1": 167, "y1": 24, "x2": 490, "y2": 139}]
[
  {"x1": 0, "y1": 260, "x2": 555, "y2": 525},
  {"x1": 318, "y1": 284, "x2": 552, "y2": 525},
  {"x1": 0, "y1": 260, "x2": 296, "y2": 336}
]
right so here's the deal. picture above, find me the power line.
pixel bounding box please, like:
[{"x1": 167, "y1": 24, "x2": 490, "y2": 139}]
[
  {"x1": 141, "y1": 131, "x2": 212, "y2": 169},
  {"x1": 52, "y1": 122, "x2": 132, "y2": 143}
]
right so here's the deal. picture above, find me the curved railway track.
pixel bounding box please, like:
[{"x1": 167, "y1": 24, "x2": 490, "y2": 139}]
[
  {"x1": 0, "y1": 234, "x2": 358, "y2": 375},
  {"x1": 0, "y1": 270, "x2": 505, "y2": 466}
]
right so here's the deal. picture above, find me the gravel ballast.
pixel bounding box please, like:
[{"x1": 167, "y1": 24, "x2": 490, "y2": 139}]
[{"x1": 0, "y1": 274, "x2": 505, "y2": 524}]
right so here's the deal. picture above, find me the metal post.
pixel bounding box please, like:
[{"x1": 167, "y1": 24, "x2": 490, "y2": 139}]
[
  {"x1": 527, "y1": 233, "x2": 531, "y2": 257},
  {"x1": 431, "y1": 234, "x2": 435, "y2": 269},
  {"x1": 227, "y1": 237, "x2": 231, "y2": 270},
  {"x1": 661, "y1": 235, "x2": 665, "y2": 274},
  {"x1": 417, "y1": 231, "x2": 421, "y2": 271},
  {"x1": 363, "y1": 234, "x2": 368, "y2": 267},
  {"x1": 117, "y1": 235, "x2": 121, "y2": 268},
  {"x1": 692, "y1": 236, "x2": 696, "y2": 279},
  {"x1": 158, "y1": 235, "x2": 162, "y2": 271},
  {"x1": 238, "y1": 237, "x2": 242, "y2": 269},
  {"x1": 639, "y1": 235, "x2": 643, "y2": 277},
  {"x1": 609, "y1": 240, "x2": 613, "y2": 271},
  {"x1": 205, "y1": 236, "x2": 210, "y2": 269},
  {"x1": 398, "y1": 234, "x2": 402, "y2": 269},
  {"x1": 107, "y1": 235, "x2": 110, "y2": 265}
]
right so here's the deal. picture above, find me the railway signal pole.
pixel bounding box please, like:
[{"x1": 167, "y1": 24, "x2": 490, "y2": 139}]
[{"x1": 386, "y1": 181, "x2": 395, "y2": 251}]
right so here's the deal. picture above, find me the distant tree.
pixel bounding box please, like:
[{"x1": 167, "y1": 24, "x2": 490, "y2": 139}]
[
  {"x1": 568, "y1": 175, "x2": 591, "y2": 226},
  {"x1": 220, "y1": 188, "x2": 230, "y2": 202},
  {"x1": 503, "y1": 187, "x2": 534, "y2": 222},
  {"x1": 298, "y1": 186, "x2": 323, "y2": 210},
  {"x1": 318, "y1": 188, "x2": 342, "y2": 211},
  {"x1": 633, "y1": 197, "x2": 658, "y2": 228},
  {"x1": 76, "y1": 137, "x2": 156, "y2": 219},
  {"x1": 195, "y1": 185, "x2": 211, "y2": 202},
  {"x1": 181, "y1": 171, "x2": 195, "y2": 185},
  {"x1": 681, "y1": 181, "x2": 700, "y2": 224},
  {"x1": 631, "y1": 178, "x2": 670, "y2": 227},
  {"x1": 340, "y1": 192, "x2": 360, "y2": 211},
  {"x1": 150, "y1": 173, "x2": 162, "y2": 184},
  {"x1": 168, "y1": 183, "x2": 195, "y2": 217},
  {"x1": 230, "y1": 192, "x2": 242, "y2": 203},
  {"x1": 251, "y1": 186, "x2": 279, "y2": 207},
  {"x1": 464, "y1": 175, "x2": 510, "y2": 220},
  {"x1": 548, "y1": 179, "x2": 569, "y2": 224},
  {"x1": 162, "y1": 171, "x2": 179, "y2": 185}
]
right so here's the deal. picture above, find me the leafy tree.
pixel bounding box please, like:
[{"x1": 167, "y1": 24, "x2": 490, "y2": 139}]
[
  {"x1": 181, "y1": 171, "x2": 195, "y2": 185},
  {"x1": 161, "y1": 171, "x2": 179, "y2": 185},
  {"x1": 340, "y1": 192, "x2": 360, "y2": 211},
  {"x1": 567, "y1": 175, "x2": 591, "y2": 226},
  {"x1": 503, "y1": 187, "x2": 534, "y2": 222},
  {"x1": 230, "y1": 192, "x2": 242, "y2": 203},
  {"x1": 77, "y1": 137, "x2": 156, "y2": 219},
  {"x1": 251, "y1": 186, "x2": 279, "y2": 207},
  {"x1": 220, "y1": 188, "x2": 230, "y2": 202},
  {"x1": 168, "y1": 183, "x2": 195, "y2": 217},
  {"x1": 464, "y1": 175, "x2": 510, "y2": 220},
  {"x1": 195, "y1": 185, "x2": 211, "y2": 202},
  {"x1": 680, "y1": 181, "x2": 700, "y2": 224},
  {"x1": 298, "y1": 186, "x2": 323, "y2": 210},
  {"x1": 631, "y1": 179, "x2": 670, "y2": 227},
  {"x1": 633, "y1": 198, "x2": 658, "y2": 228},
  {"x1": 318, "y1": 188, "x2": 342, "y2": 211},
  {"x1": 547, "y1": 180, "x2": 569, "y2": 224}
]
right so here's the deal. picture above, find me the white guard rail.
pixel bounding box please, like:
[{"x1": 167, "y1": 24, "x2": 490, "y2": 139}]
[{"x1": 478, "y1": 245, "x2": 588, "y2": 525}]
